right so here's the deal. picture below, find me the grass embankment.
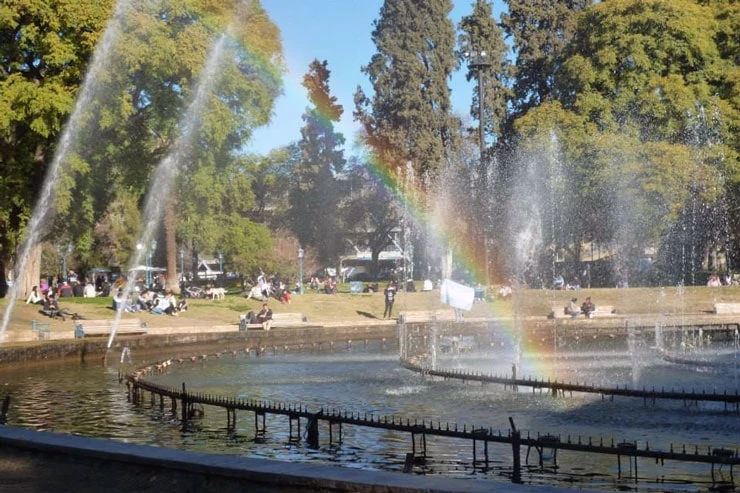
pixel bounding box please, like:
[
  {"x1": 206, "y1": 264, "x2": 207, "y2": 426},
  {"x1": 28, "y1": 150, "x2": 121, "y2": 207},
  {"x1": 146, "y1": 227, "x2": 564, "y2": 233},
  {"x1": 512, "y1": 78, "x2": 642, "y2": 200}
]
[{"x1": 0, "y1": 285, "x2": 737, "y2": 340}]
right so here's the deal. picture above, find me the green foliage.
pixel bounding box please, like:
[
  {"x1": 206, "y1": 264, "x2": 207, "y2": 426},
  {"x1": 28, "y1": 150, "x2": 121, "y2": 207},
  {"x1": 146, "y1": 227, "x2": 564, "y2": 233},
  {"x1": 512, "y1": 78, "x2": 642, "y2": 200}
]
[
  {"x1": 355, "y1": 0, "x2": 459, "y2": 182},
  {"x1": 290, "y1": 59, "x2": 346, "y2": 265},
  {"x1": 502, "y1": 0, "x2": 592, "y2": 117},
  {"x1": 0, "y1": 0, "x2": 284, "y2": 288},
  {"x1": 558, "y1": 0, "x2": 731, "y2": 142},
  {"x1": 241, "y1": 147, "x2": 294, "y2": 224},
  {"x1": 91, "y1": 190, "x2": 142, "y2": 268},
  {"x1": 457, "y1": 0, "x2": 511, "y2": 144},
  {"x1": 512, "y1": 0, "x2": 739, "y2": 277},
  {"x1": 0, "y1": 0, "x2": 114, "y2": 292}
]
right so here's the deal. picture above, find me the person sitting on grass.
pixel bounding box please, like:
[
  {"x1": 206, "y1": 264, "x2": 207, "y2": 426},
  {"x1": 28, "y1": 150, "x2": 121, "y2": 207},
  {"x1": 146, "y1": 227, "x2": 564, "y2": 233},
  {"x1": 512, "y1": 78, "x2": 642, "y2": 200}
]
[
  {"x1": 41, "y1": 293, "x2": 64, "y2": 321},
  {"x1": 177, "y1": 296, "x2": 188, "y2": 312},
  {"x1": 25, "y1": 286, "x2": 43, "y2": 305},
  {"x1": 151, "y1": 290, "x2": 178, "y2": 316},
  {"x1": 278, "y1": 283, "x2": 291, "y2": 304}
]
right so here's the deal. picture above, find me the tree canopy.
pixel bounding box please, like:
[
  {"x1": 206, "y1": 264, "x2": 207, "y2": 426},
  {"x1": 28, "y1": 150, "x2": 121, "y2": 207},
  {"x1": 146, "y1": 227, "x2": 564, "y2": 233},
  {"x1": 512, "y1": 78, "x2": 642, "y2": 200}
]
[
  {"x1": 0, "y1": 0, "x2": 284, "y2": 294},
  {"x1": 511, "y1": 0, "x2": 739, "y2": 285},
  {"x1": 354, "y1": 0, "x2": 459, "y2": 182},
  {"x1": 290, "y1": 59, "x2": 346, "y2": 266}
]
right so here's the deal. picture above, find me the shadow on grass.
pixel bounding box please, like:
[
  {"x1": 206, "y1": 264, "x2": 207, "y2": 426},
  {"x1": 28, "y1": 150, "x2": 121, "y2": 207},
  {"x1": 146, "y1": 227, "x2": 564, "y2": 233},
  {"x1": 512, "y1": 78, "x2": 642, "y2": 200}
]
[{"x1": 356, "y1": 310, "x2": 379, "y2": 319}]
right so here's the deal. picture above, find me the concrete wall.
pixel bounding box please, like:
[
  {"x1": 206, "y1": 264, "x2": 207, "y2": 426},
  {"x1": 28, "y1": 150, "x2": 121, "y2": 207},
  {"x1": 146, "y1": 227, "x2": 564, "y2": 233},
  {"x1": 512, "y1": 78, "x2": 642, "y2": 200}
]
[{"x1": 0, "y1": 324, "x2": 399, "y2": 365}]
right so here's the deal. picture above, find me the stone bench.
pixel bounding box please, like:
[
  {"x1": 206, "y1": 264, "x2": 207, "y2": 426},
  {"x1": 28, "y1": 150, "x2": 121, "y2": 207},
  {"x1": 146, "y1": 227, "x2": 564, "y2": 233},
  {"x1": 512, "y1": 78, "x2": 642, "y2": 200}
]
[
  {"x1": 239, "y1": 312, "x2": 308, "y2": 331},
  {"x1": 713, "y1": 303, "x2": 740, "y2": 314},
  {"x1": 550, "y1": 303, "x2": 617, "y2": 319},
  {"x1": 74, "y1": 319, "x2": 148, "y2": 338},
  {"x1": 397, "y1": 310, "x2": 458, "y2": 324}
]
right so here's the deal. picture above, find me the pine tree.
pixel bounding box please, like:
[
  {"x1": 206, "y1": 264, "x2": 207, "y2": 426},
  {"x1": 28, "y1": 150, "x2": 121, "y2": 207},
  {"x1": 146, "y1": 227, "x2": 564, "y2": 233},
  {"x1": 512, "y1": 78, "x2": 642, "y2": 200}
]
[
  {"x1": 291, "y1": 60, "x2": 346, "y2": 265},
  {"x1": 502, "y1": 0, "x2": 592, "y2": 117},
  {"x1": 458, "y1": 0, "x2": 511, "y2": 147},
  {"x1": 458, "y1": 0, "x2": 511, "y2": 283},
  {"x1": 354, "y1": 0, "x2": 459, "y2": 183}
]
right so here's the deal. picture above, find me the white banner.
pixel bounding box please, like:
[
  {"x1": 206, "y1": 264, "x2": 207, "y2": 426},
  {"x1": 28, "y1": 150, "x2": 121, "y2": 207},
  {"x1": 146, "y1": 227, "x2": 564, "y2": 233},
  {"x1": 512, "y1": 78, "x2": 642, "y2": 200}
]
[{"x1": 440, "y1": 279, "x2": 474, "y2": 311}]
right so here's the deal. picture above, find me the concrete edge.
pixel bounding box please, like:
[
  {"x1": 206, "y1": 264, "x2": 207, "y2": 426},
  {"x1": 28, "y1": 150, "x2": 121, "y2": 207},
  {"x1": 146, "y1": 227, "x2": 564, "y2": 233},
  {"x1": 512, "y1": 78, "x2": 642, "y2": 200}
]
[{"x1": 0, "y1": 426, "x2": 580, "y2": 493}]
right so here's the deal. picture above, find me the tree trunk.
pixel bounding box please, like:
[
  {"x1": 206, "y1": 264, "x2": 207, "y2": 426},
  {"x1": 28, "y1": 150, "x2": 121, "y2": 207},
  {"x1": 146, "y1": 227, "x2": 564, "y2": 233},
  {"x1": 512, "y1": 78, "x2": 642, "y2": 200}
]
[
  {"x1": 0, "y1": 259, "x2": 6, "y2": 298},
  {"x1": 164, "y1": 198, "x2": 180, "y2": 294},
  {"x1": 19, "y1": 243, "x2": 42, "y2": 298}
]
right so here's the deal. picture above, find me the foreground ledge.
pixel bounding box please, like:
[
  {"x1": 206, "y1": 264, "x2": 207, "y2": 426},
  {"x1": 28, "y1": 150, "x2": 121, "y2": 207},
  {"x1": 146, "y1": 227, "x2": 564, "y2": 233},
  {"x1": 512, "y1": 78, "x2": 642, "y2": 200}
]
[{"x1": 0, "y1": 426, "x2": 576, "y2": 493}]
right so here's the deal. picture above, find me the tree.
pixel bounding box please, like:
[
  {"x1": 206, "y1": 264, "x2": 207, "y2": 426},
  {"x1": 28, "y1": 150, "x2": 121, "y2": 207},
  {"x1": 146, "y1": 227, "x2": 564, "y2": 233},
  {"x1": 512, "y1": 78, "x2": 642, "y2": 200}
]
[
  {"x1": 501, "y1": 0, "x2": 592, "y2": 118},
  {"x1": 458, "y1": 0, "x2": 512, "y2": 283},
  {"x1": 290, "y1": 60, "x2": 346, "y2": 266},
  {"x1": 512, "y1": 0, "x2": 739, "y2": 285},
  {"x1": 0, "y1": 0, "x2": 284, "y2": 296},
  {"x1": 342, "y1": 156, "x2": 402, "y2": 279},
  {"x1": 242, "y1": 145, "x2": 296, "y2": 229},
  {"x1": 354, "y1": 0, "x2": 459, "y2": 278},
  {"x1": 0, "y1": 0, "x2": 115, "y2": 296},
  {"x1": 354, "y1": 0, "x2": 459, "y2": 182},
  {"x1": 458, "y1": 0, "x2": 511, "y2": 146}
]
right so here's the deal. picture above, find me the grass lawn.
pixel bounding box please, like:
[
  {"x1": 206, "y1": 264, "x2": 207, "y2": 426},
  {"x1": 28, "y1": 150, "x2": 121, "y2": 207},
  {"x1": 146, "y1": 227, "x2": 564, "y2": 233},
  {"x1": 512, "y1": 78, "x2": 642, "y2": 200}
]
[{"x1": 1, "y1": 284, "x2": 738, "y2": 340}]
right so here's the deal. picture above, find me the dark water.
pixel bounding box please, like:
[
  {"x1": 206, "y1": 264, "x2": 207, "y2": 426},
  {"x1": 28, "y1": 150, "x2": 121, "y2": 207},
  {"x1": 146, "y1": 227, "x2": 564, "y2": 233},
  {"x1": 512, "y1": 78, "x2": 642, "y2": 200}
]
[{"x1": 1, "y1": 336, "x2": 738, "y2": 492}]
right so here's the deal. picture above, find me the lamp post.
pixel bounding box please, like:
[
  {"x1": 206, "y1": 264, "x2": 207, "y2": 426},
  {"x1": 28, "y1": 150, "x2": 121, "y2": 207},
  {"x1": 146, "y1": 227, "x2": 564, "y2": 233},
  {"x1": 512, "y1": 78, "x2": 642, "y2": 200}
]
[
  {"x1": 136, "y1": 242, "x2": 144, "y2": 285},
  {"x1": 298, "y1": 247, "x2": 304, "y2": 295},
  {"x1": 465, "y1": 48, "x2": 491, "y2": 285},
  {"x1": 60, "y1": 243, "x2": 73, "y2": 283},
  {"x1": 217, "y1": 251, "x2": 223, "y2": 286},
  {"x1": 143, "y1": 239, "x2": 157, "y2": 287},
  {"x1": 179, "y1": 247, "x2": 185, "y2": 284}
]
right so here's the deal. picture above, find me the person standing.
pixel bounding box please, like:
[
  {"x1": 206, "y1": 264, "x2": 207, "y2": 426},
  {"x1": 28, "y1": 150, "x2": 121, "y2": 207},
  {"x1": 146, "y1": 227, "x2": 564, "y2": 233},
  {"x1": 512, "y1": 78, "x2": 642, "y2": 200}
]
[{"x1": 383, "y1": 283, "x2": 396, "y2": 319}]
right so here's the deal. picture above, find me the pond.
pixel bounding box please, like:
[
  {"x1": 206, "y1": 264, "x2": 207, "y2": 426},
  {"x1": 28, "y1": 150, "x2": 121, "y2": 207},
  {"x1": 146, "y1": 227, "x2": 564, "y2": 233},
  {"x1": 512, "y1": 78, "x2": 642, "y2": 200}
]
[{"x1": 1, "y1": 332, "x2": 738, "y2": 492}]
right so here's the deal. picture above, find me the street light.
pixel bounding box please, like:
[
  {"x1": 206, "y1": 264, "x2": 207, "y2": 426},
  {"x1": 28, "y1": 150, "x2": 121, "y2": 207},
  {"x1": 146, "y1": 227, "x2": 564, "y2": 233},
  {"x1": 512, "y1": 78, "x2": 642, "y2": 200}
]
[
  {"x1": 465, "y1": 48, "x2": 491, "y2": 285},
  {"x1": 179, "y1": 247, "x2": 185, "y2": 284},
  {"x1": 151, "y1": 239, "x2": 158, "y2": 287},
  {"x1": 298, "y1": 247, "x2": 304, "y2": 295},
  {"x1": 60, "y1": 243, "x2": 73, "y2": 283},
  {"x1": 217, "y1": 250, "x2": 223, "y2": 286},
  {"x1": 136, "y1": 242, "x2": 144, "y2": 285}
]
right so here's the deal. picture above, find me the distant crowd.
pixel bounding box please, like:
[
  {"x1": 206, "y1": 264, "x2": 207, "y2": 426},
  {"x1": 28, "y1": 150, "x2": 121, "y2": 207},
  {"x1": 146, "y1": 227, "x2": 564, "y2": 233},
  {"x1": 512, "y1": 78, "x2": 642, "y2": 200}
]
[{"x1": 26, "y1": 269, "x2": 191, "y2": 319}]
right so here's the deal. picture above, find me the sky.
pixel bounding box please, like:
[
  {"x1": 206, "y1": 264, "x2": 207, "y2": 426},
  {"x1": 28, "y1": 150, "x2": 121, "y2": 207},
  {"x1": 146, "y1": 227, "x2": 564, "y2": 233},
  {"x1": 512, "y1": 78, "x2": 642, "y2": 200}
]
[{"x1": 247, "y1": 0, "x2": 503, "y2": 156}]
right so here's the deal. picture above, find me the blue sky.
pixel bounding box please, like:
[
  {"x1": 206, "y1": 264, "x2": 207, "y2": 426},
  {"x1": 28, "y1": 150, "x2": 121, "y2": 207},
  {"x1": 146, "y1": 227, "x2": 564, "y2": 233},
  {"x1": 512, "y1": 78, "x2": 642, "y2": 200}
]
[{"x1": 247, "y1": 0, "x2": 503, "y2": 156}]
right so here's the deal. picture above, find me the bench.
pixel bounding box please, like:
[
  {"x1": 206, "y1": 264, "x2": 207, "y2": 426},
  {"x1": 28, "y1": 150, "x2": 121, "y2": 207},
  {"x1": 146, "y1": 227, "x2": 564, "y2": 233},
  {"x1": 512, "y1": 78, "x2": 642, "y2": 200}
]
[
  {"x1": 398, "y1": 310, "x2": 459, "y2": 324},
  {"x1": 713, "y1": 303, "x2": 740, "y2": 314},
  {"x1": 550, "y1": 303, "x2": 617, "y2": 319},
  {"x1": 74, "y1": 319, "x2": 148, "y2": 338},
  {"x1": 31, "y1": 320, "x2": 50, "y2": 340},
  {"x1": 239, "y1": 312, "x2": 308, "y2": 331}
]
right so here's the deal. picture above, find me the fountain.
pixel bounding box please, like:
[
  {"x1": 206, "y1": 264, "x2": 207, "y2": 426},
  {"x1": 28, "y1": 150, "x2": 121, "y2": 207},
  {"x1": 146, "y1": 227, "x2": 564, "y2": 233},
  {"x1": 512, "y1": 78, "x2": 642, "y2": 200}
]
[
  {"x1": 0, "y1": 0, "x2": 134, "y2": 340},
  {"x1": 106, "y1": 34, "x2": 229, "y2": 351},
  {"x1": 1, "y1": 2, "x2": 738, "y2": 492}
]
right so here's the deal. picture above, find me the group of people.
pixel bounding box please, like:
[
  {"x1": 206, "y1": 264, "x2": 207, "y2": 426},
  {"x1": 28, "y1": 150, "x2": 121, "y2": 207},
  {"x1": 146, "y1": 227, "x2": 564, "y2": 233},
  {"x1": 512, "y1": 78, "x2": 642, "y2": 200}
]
[
  {"x1": 566, "y1": 296, "x2": 596, "y2": 318},
  {"x1": 554, "y1": 274, "x2": 582, "y2": 291},
  {"x1": 26, "y1": 285, "x2": 74, "y2": 321},
  {"x1": 307, "y1": 276, "x2": 337, "y2": 294},
  {"x1": 112, "y1": 287, "x2": 188, "y2": 316},
  {"x1": 706, "y1": 272, "x2": 735, "y2": 287}
]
